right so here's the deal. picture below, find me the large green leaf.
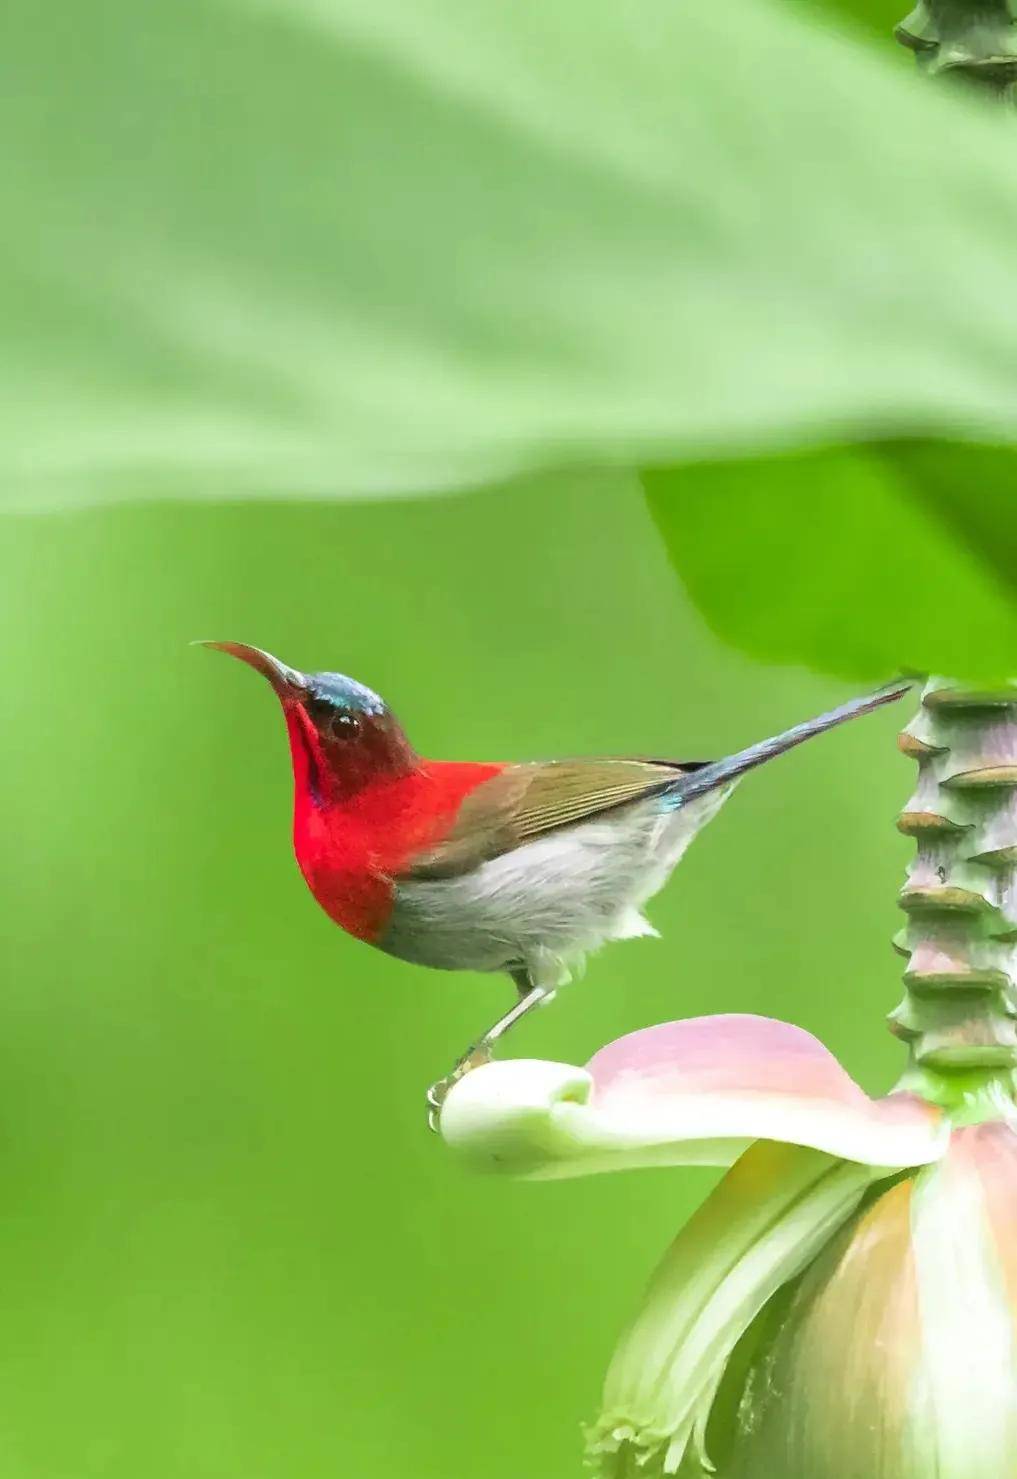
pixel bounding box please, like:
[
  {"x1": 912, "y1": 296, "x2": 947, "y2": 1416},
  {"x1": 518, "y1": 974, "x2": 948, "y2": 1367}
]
[
  {"x1": 645, "y1": 444, "x2": 1017, "y2": 683},
  {"x1": 7, "y1": 0, "x2": 1017, "y2": 508}
]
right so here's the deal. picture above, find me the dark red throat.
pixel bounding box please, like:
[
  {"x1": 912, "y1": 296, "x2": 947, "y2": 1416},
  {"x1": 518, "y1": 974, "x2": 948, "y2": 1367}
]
[
  {"x1": 282, "y1": 701, "x2": 502, "y2": 943},
  {"x1": 284, "y1": 701, "x2": 419, "y2": 809}
]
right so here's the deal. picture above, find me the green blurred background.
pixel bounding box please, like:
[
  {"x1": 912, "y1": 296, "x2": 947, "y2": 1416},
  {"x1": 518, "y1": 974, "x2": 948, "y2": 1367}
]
[
  {"x1": 9, "y1": 0, "x2": 1004, "y2": 1469},
  {"x1": 1, "y1": 472, "x2": 910, "y2": 1479}
]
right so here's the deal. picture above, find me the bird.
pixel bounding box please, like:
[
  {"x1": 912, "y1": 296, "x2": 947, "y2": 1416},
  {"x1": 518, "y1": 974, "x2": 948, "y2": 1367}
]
[{"x1": 199, "y1": 642, "x2": 909, "y2": 1121}]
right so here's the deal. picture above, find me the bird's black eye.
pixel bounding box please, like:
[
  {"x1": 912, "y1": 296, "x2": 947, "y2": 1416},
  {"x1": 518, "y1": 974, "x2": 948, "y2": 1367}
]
[
  {"x1": 306, "y1": 697, "x2": 361, "y2": 739},
  {"x1": 330, "y1": 711, "x2": 361, "y2": 740}
]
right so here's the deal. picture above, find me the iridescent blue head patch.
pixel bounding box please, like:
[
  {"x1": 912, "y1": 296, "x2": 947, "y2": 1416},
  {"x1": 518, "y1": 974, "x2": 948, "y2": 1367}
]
[{"x1": 307, "y1": 671, "x2": 387, "y2": 716}]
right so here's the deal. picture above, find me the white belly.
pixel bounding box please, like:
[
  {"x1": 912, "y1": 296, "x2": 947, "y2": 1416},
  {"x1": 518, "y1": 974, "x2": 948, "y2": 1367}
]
[{"x1": 379, "y1": 785, "x2": 732, "y2": 985}]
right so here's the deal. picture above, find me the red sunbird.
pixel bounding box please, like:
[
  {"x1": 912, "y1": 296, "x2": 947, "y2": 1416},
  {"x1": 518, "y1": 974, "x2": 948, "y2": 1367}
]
[{"x1": 200, "y1": 642, "x2": 908, "y2": 1121}]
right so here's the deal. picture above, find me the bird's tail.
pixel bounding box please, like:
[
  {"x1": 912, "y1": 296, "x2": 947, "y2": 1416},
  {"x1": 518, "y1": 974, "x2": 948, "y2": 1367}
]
[{"x1": 669, "y1": 679, "x2": 913, "y2": 806}]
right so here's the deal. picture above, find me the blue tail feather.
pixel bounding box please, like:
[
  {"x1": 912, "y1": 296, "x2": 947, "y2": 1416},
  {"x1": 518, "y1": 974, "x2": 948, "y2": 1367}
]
[{"x1": 666, "y1": 679, "x2": 912, "y2": 808}]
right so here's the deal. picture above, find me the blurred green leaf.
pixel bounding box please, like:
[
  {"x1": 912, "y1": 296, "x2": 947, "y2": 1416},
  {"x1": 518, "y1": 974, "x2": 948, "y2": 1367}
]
[
  {"x1": 8, "y1": 0, "x2": 1017, "y2": 507},
  {"x1": 644, "y1": 444, "x2": 1017, "y2": 683},
  {"x1": 0, "y1": 478, "x2": 913, "y2": 1479},
  {"x1": 882, "y1": 441, "x2": 1017, "y2": 606},
  {"x1": 816, "y1": 0, "x2": 910, "y2": 38}
]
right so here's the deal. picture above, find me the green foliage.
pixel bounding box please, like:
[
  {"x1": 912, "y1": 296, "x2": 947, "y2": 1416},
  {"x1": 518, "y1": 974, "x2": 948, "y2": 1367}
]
[
  {"x1": 1, "y1": 480, "x2": 912, "y2": 1479},
  {"x1": 10, "y1": 0, "x2": 1017, "y2": 679},
  {"x1": 5, "y1": 0, "x2": 1017, "y2": 525},
  {"x1": 645, "y1": 445, "x2": 1017, "y2": 683},
  {"x1": 6, "y1": 0, "x2": 1017, "y2": 1468}
]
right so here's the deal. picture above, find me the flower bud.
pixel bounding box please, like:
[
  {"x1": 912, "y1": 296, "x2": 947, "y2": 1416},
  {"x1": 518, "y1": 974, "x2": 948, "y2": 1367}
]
[{"x1": 715, "y1": 1120, "x2": 1017, "y2": 1479}]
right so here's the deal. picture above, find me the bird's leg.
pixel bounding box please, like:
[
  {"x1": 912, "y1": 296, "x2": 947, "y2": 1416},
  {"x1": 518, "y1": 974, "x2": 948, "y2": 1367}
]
[
  {"x1": 426, "y1": 969, "x2": 555, "y2": 1131},
  {"x1": 473, "y1": 979, "x2": 551, "y2": 1054}
]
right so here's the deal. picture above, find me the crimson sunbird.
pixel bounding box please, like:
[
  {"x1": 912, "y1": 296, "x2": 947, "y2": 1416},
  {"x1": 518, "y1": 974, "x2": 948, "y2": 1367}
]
[{"x1": 200, "y1": 642, "x2": 908, "y2": 1121}]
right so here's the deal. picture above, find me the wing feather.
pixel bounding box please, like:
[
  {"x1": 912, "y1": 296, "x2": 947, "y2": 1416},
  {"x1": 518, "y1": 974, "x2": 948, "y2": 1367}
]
[{"x1": 401, "y1": 758, "x2": 703, "y2": 881}]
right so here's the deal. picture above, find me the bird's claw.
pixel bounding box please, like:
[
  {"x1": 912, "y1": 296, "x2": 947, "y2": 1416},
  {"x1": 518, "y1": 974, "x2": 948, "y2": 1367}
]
[{"x1": 426, "y1": 1041, "x2": 493, "y2": 1133}]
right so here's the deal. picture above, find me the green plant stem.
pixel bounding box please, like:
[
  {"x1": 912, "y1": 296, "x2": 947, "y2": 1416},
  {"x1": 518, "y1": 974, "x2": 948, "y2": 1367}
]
[
  {"x1": 896, "y1": 0, "x2": 1017, "y2": 100},
  {"x1": 891, "y1": 681, "x2": 1017, "y2": 1106}
]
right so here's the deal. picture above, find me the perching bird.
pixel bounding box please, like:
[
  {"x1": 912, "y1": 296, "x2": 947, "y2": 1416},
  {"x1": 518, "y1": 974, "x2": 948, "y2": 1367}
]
[{"x1": 201, "y1": 642, "x2": 909, "y2": 1118}]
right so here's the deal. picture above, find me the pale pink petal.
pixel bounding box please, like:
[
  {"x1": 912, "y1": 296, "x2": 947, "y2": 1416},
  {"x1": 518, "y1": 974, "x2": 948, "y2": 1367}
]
[
  {"x1": 439, "y1": 1015, "x2": 947, "y2": 1179},
  {"x1": 588, "y1": 1015, "x2": 873, "y2": 1103},
  {"x1": 584, "y1": 1014, "x2": 944, "y2": 1170}
]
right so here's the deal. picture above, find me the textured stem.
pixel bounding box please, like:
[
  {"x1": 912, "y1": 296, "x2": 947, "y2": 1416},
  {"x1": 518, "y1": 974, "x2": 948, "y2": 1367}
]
[
  {"x1": 891, "y1": 8, "x2": 1017, "y2": 1074},
  {"x1": 896, "y1": 0, "x2": 1017, "y2": 99},
  {"x1": 891, "y1": 680, "x2": 1017, "y2": 1076}
]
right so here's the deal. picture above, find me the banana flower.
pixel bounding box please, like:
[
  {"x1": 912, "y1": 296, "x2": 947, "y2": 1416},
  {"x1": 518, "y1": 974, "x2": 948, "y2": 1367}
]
[{"x1": 439, "y1": 1013, "x2": 1017, "y2": 1478}]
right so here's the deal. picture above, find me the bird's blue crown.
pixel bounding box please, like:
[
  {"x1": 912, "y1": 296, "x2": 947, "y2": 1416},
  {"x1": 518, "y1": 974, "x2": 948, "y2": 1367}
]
[{"x1": 307, "y1": 671, "x2": 387, "y2": 717}]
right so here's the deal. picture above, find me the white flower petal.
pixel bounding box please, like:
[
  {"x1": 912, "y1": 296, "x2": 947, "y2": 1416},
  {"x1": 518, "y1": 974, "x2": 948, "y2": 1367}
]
[
  {"x1": 439, "y1": 1016, "x2": 947, "y2": 1179},
  {"x1": 588, "y1": 1143, "x2": 883, "y2": 1476}
]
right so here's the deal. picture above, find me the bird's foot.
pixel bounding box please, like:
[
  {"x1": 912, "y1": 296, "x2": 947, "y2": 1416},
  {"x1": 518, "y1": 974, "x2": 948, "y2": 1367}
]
[{"x1": 426, "y1": 1041, "x2": 493, "y2": 1133}]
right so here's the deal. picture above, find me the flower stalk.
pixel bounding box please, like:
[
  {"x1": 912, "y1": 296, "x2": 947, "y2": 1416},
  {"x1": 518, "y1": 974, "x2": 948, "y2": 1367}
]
[
  {"x1": 896, "y1": 0, "x2": 1017, "y2": 98},
  {"x1": 437, "y1": 679, "x2": 1017, "y2": 1478},
  {"x1": 892, "y1": 681, "x2": 1017, "y2": 1090}
]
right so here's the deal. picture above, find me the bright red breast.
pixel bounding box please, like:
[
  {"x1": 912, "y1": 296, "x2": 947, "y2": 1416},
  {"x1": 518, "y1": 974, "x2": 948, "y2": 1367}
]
[{"x1": 293, "y1": 760, "x2": 504, "y2": 941}]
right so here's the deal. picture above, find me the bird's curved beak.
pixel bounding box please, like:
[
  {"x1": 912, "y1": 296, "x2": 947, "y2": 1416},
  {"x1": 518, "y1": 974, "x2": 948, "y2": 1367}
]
[{"x1": 195, "y1": 641, "x2": 308, "y2": 699}]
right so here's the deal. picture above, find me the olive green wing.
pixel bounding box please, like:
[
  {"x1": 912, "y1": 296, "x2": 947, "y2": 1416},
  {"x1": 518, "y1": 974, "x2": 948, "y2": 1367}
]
[{"x1": 401, "y1": 757, "x2": 699, "y2": 881}]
